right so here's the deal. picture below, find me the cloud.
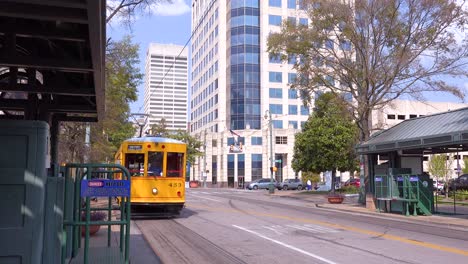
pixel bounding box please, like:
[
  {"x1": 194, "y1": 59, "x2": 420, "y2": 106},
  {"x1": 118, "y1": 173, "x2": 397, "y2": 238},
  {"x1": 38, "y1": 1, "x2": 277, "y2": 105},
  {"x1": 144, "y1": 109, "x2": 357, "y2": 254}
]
[{"x1": 151, "y1": 0, "x2": 191, "y2": 16}]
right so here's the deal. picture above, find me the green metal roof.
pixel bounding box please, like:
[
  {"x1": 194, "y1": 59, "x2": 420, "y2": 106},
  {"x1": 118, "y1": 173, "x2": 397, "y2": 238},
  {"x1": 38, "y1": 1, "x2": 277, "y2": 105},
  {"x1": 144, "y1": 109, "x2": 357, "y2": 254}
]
[{"x1": 357, "y1": 107, "x2": 468, "y2": 154}]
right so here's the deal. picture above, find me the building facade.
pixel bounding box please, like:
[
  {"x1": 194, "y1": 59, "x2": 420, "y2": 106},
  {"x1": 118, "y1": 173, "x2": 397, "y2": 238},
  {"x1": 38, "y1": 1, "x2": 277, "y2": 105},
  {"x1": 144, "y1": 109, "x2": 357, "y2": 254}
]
[
  {"x1": 189, "y1": 0, "x2": 467, "y2": 187},
  {"x1": 190, "y1": 0, "x2": 314, "y2": 187},
  {"x1": 144, "y1": 43, "x2": 188, "y2": 133}
]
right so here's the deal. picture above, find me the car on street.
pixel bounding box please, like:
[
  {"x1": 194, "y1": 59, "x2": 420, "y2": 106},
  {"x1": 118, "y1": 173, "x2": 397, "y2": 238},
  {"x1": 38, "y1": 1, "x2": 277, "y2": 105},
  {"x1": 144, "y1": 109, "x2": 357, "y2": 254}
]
[
  {"x1": 448, "y1": 174, "x2": 468, "y2": 191},
  {"x1": 344, "y1": 178, "x2": 361, "y2": 188},
  {"x1": 247, "y1": 178, "x2": 278, "y2": 190},
  {"x1": 278, "y1": 178, "x2": 303, "y2": 190},
  {"x1": 433, "y1": 180, "x2": 445, "y2": 192}
]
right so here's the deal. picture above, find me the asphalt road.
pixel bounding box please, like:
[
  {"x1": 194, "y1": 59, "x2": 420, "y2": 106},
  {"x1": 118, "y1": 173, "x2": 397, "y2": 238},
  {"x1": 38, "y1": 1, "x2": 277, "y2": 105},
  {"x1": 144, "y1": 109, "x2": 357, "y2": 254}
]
[{"x1": 135, "y1": 189, "x2": 468, "y2": 264}]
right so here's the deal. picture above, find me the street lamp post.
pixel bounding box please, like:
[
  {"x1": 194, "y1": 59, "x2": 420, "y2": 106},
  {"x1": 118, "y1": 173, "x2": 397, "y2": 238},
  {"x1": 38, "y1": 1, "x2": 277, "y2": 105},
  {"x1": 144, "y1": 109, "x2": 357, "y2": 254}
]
[{"x1": 265, "y1": 110, "x2": 275, "y2": 194}]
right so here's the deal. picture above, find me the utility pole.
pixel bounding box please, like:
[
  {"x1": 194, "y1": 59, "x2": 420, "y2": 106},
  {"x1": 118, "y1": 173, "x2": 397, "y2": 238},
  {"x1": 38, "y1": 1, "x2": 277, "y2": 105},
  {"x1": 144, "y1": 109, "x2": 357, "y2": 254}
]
[
  {"x1": 265, "y1": 110, "x2": 275, "y2": 194},
  {"x1": 203, "y1": 129, "x2": 207, "y2": 188}
]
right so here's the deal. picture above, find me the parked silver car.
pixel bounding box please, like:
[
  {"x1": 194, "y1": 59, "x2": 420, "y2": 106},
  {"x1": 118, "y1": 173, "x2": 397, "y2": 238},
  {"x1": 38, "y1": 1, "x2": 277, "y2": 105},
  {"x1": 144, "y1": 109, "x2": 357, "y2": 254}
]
[
  {"x1": 278, "y1": 178, "x2": 303, "y2": 190},
  {"x1": 247, "y1": 178, "x2": 278, "y2": 190}
]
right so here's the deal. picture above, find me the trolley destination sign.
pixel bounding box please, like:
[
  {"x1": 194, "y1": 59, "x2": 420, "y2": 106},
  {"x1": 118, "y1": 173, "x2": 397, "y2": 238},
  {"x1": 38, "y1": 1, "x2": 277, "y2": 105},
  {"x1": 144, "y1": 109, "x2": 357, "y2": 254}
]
[{"x1": 81, "y1": 179, "x2": 130, "y2": 197}]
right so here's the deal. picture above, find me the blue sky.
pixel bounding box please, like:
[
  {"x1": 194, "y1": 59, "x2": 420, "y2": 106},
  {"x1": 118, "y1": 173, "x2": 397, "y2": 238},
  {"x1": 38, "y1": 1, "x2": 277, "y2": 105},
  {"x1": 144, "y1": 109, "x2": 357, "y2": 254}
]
[
  {"x1": 107, "y1": 0, "x2": 192, "y2": 114},
  {"x1": 108, "y1": 0, "x2": 467, "y2": 115}
]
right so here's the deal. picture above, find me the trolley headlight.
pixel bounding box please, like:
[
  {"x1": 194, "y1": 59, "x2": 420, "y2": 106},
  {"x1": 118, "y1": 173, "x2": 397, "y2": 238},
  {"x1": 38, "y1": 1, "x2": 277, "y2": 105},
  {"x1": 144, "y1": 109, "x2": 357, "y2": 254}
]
[{"x1": 152, "y1": 188, "x2": 158, "y2": 194}]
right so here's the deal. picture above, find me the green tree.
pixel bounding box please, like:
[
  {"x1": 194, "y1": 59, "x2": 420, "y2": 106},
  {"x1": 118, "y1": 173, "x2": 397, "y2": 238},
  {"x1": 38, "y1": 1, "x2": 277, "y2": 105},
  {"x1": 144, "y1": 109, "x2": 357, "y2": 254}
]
[
  {"x1": 150, "y1": 118, "x2": 169, "y2": 137},
  {"x1": 268, "y1": 0, "x2": 467, "y2": 144},
  {"x1": 89, "y1": 36, "x2": 142, "y2": 162},
  {"x1": 292, "y1": 92, "x2": 358, "y2": 193},
  {"x1": 428, "y1": 154, "x2": 447, "y2": 183},
  {"x1": 463, "y1": 158, "x2": 468, "y2": 174},
  {"x1": 169, "y1": 130, "x2": 204, "y2": 169}
]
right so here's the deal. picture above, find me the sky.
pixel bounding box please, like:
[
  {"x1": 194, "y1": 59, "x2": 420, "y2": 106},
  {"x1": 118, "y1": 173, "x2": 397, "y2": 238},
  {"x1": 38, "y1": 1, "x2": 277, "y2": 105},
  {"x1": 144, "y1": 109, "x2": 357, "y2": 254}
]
[
  {"x1": 107, "y1": 0, "x2": 192, "y2": 114},
  {"x1": 107, "y1": 0, "x2": 467, "y2": 115}
]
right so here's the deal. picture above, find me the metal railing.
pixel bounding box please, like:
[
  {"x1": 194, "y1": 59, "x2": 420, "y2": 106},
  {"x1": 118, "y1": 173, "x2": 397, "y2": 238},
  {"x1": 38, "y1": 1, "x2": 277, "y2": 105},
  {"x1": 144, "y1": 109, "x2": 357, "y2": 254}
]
[{"x1": 61, "y1": 163, "x2": 131, "y2": 264}]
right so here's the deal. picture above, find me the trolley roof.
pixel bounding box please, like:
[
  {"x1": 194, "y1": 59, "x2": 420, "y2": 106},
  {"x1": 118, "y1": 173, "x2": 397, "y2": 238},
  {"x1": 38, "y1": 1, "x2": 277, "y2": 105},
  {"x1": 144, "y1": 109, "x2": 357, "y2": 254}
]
[{"x1": 124, "y1": 136, "x2": 185, "y2": 145}]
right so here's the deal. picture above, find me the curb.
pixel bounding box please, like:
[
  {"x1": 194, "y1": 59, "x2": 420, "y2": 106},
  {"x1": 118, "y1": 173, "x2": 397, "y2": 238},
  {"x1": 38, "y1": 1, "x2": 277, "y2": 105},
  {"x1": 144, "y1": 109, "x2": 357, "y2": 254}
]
[{"x1": 275, "y1": 194, "x2": 468, "y2": 231}]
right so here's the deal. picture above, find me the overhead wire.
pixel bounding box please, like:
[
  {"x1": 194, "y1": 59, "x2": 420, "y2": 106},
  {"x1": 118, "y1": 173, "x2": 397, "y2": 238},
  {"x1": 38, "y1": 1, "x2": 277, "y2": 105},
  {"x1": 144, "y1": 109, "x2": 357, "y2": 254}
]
[{"x1": 137, "y1": 0, "x2": 218, "y2": 114}]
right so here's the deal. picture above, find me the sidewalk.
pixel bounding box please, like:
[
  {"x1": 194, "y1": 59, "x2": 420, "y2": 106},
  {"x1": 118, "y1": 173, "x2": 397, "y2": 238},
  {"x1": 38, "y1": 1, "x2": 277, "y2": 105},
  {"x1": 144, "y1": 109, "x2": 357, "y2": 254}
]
[{"x1": 270, "y1": 191, "x2": 468, "y2": 229}]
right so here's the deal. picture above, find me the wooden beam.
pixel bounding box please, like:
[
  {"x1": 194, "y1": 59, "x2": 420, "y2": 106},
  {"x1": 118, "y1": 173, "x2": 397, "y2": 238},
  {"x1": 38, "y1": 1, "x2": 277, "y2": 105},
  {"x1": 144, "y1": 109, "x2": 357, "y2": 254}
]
[
  {"x1": 0, "y1": 98, "x2": 97, "y2": 113},
  {"x1": 0, "y1": 2, "x2": 88, "y2": 24},
  {"x1": 0, "y1": 55, "x2": 93, "y2": 73},
  {"x1": 0, "y1": 82, "x2": 96, "y2": 96},
  {"x1": 0, "y1": 23, "x2": 87, "y2": 42}
]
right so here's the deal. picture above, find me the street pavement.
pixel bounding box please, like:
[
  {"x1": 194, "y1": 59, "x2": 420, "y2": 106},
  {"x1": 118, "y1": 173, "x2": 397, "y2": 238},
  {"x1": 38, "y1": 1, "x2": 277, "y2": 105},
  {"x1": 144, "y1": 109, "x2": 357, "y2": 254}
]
[
  {"x1": 269, "y1": 190, "x2": 468, "y2": 229},
  {"x1": 82, "y1": 190, "x2": 467, "y2": 263}
]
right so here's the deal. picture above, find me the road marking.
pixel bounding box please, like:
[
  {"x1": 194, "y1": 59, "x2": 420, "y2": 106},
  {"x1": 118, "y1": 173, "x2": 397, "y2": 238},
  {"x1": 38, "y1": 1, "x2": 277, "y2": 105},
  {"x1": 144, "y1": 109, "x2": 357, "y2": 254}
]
[
  {"x1": 189, "y1": 204, "x2": 468, "y2": 257},
  {"x1": 262, "y1": 226, "x2": 283, "y2": 235},
  {"x1": 233, "y1": 225, "x2": 338, "y2": 264},
  {"x1": 188, "y1": 195, "x2": 221, "y2": 202},
  {"x1": 304, "y1": 224, "x2": 339, "y2": 233},
  {"x1": 287, "y1": 224, "x2": 338, "y2": 233}
]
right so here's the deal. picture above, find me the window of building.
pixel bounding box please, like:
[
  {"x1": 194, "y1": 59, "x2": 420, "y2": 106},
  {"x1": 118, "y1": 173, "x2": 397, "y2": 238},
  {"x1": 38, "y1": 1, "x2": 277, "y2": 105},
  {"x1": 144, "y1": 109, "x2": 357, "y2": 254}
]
[
  {"x1": 288, "y1": 73, "x2": 297, "y2": 83},
  {"x1": 238, "y1": 154, "x2": 245, "y2": 177},
  {"x1": 288, "y1": 89, "x2": 298, "y2": 99},
  {"x1": 273, "y1": 120, "x2": 283, "y2": 128},
  {"x1": 299, "y1": 18, "x2": 308, "y2": 25},
  {"x1": 212, "y1": 155, "x2": 217, "y2": 184},
  {"x1": 269, "y1": 15, "x2": 282, "y2": 26},
  {"x1": 325, "y1": 39, "x2": 334, "y2": 49},
  {"x1": 269, "y1": 72, "x2": 282, "y2": 83},
  {"x1": 251, "y1": 154, "x2": 262, "y2": 181},
  {"x1": 251, "y1": 137, "x2": 262, "y2": 145},
  {"x1": 269, "y1": 54, "x2": 282, "y2": 63},
  {"x1": 212, "y1": 139, "x2": 217, "y2": 147},
  {"x1": 288, "y1": 0, "x2": 296, "y2": 8},
  {"x1": 287, "y1": 16, "x2": 296, "y2": 25},
  {"x1": 300, "y1": 105, "x2": 309, "y2": 115},
  {"x1": 276, "y1": 136, "x2": 288, "y2": 144},
  {"x1": 289, "y1": 121, "x2": 298, "y2": 129},
  {"x1": 288, "y1": 105, "x2": 298, "y2": 115},
  {"x1": 227, "y1": 137, "x2": 235, "y2": 146},
  {"x1": 398, "y1": 115, "x2": 405, "y2": 120},
  {"x1": 269, "y1": 104, "x2": 283, "y2": 114},
  {"x1": 228, "y1": 154, "x2": 235, "y2": 177},
  {"x1": 269, "y1": 88, "x2": 282, "y2": 98},
  {"x1": 387, "y1": 114, "x2": 395, "y2": 119},
  {"x1": 409, "y1": 114, "x2": 417, "y2": 119},
  {"x1": 269, "y1": 0, "x2": 281, "y2": 7}
]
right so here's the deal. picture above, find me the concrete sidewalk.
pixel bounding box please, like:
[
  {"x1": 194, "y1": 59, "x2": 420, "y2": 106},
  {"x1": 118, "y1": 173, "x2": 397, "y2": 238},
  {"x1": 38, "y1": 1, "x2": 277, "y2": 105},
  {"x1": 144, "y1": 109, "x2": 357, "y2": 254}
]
[{"x1": 270, "y1": 191, "x2": 468, "y2": 229}]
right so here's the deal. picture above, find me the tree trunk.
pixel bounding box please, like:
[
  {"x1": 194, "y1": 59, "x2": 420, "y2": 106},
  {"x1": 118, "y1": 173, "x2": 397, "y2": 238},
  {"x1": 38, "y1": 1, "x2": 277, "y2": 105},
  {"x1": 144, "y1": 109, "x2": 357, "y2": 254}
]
[{"x1": 331, "y1": 169, "x2": 336, "y2": 194}]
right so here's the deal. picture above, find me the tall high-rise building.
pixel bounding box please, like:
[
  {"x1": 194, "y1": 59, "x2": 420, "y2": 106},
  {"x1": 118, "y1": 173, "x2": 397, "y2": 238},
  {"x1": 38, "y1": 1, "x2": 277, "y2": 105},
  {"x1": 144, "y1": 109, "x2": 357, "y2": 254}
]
[
  {"x1": 144, "y1": 43, "x2": 188, "y2": 133},
  {"x1": 190, "y1": 1, "x2": 311, "y2": 187}
]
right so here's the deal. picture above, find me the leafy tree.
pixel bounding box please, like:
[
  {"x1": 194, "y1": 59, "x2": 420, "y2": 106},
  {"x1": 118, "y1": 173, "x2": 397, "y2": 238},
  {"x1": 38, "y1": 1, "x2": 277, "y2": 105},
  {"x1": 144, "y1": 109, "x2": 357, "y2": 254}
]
[
  {"x1": 106, "y1": 0, "x2": 170, "y2": 25},
  {"x1": 292, "y1": 92, "x2": 358, "y2": 193},
  {"x1": 301, "y1": 171, "x2": 321, "y2": 186},
  {"x1": 428, "y1": 154, "x2": 447, "y2": 188},
  {"x1": 463, "y1": 158, "x2": 468, "y2": 174},
  {"x1": 150, "y1": 118, "x2": 169, "y2": 137},
  {"x1": 268, "y1": 0, "x2": 467, "y2": 144},
  {"x1": 169, "y1": 130, "x2": 204, "y2": 169}
]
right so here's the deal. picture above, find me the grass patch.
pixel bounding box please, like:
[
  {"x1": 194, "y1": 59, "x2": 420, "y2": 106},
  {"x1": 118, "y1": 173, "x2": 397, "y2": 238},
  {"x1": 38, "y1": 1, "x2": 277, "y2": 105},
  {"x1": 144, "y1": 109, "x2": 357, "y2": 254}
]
[{"x1": 297, "y1": 191, "x2": 330, "y2": 195}]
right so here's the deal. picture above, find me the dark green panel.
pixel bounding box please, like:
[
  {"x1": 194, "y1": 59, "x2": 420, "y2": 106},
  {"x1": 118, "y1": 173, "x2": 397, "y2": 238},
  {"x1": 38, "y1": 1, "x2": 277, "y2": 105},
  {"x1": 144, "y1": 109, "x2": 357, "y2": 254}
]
[
  {"x1": 0, "y1": 185, "x2": 25, "y2": 228},
  {"x1": 0, "y1": 136, "x2": 28, "y2": 168}
]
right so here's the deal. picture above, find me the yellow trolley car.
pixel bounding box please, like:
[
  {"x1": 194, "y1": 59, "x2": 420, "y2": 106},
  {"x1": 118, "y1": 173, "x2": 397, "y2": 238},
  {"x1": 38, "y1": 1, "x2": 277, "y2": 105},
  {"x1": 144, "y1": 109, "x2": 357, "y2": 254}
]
[{"x1": 115, "y1": 136, "x2": 187, "y2": 217}]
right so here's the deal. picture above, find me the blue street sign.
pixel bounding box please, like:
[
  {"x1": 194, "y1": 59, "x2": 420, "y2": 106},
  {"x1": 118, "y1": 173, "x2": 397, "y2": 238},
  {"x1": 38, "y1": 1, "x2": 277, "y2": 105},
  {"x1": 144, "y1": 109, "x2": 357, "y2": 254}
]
[
  {"x1": 375, "y1": 177, "x2": 382, "y2": 182},
  {"x1": 409, "y1": 176, "x2": 419, "y2": 182},
  {"x1": 81, "y1": 179, "x2": 130, "y2": 197}
]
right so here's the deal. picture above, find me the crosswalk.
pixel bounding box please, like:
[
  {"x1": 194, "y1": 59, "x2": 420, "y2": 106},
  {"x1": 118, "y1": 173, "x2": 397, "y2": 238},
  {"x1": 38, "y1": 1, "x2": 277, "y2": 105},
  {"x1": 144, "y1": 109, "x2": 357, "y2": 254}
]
[{"x1": 246, "y1": 223, "x2": 340, "y2": 236}]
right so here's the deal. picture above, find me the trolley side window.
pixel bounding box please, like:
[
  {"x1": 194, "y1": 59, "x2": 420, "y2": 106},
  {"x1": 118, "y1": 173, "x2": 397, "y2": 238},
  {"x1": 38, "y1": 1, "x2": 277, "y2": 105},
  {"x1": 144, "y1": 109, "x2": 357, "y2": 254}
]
[
  {"x1": 167, "y1": 152, "x2": 184, "y2": 177},
  {"x1": 148, "y1": 151, "x2": 164, "y2": 176},
  {"x1": 125, "y1": 153, "x2": 145, "y2": 177}
]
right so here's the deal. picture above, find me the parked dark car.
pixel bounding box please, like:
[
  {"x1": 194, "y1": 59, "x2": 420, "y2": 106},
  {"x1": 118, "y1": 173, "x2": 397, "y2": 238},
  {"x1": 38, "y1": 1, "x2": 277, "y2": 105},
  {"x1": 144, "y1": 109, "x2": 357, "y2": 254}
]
[
  {"x1": 247, "y1": 178, "x2": 278, "y2": 190},
  {"x1": 449, "y1": 174, "x2": 468, "y2": 191},
  {"x1": 278, "y1": 179, "x2": 303, "y2": 190},
  {"x1": 344, "y1": 178, "x2": 360, "y2": 188}
]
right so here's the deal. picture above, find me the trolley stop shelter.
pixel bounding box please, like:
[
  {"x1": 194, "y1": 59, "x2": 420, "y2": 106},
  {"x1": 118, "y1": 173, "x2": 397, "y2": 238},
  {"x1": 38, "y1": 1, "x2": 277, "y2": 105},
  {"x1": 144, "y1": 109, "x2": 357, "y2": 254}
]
[
  {"x1": 357, "y1": 107, "x2": 468, "y2": 216},
  {"x1": 0, "y1": 1, "x2": 130, "y2": 263}
]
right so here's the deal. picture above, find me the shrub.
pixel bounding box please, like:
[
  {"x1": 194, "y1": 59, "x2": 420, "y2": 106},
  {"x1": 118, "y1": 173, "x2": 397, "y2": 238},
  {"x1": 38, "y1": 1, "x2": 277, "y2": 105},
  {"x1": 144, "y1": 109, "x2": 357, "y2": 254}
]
[{"x1": 340, "y1": 185, "x2": 359, "y2": 194}]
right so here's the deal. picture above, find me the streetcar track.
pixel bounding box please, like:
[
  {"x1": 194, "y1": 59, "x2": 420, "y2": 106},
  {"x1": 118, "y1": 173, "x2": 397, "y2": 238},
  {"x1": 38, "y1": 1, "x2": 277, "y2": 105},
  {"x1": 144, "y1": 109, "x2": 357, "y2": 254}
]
[{"x1": 135, "y1": 219, "x2": 247, "y2": 264}]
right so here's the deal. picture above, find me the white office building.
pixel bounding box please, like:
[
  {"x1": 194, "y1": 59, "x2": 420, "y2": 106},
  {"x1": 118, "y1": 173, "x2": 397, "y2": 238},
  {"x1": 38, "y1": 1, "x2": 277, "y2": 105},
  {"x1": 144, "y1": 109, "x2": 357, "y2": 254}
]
[
  {"x1": 144, "y1": 43, "x2": 188, "y2": 133},
  {"x1": 189, "y1": 0, "x2": 467, "y2": 187}
]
